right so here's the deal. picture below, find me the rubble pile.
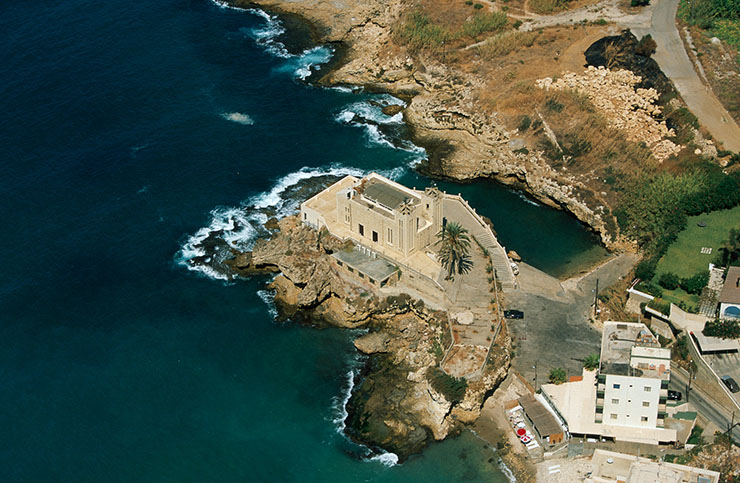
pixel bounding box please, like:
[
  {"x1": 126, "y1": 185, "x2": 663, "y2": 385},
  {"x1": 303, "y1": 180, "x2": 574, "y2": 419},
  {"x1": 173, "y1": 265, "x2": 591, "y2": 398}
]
[{"x1": 537, "y1": 66, "x2": 682, "y2": 162}]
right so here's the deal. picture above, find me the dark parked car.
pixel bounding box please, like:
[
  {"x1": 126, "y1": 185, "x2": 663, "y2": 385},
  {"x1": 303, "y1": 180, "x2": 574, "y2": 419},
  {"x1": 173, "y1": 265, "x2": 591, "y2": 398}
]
[
  {"x1": 504, "y1": 310, "x2": 524, "y2": 319},
  {"x1": 722, "y1": 376, "x2": 740, "y2": 393},
  {"x1": 667, "y1": 390, "x2": 682, "y2": 401}
]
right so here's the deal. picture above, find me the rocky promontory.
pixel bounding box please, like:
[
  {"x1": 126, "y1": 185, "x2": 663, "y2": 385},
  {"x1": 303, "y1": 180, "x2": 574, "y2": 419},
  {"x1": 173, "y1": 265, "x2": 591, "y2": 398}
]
[{"x1": 229, "y1": 215, "x2": 511, "y2": 460}]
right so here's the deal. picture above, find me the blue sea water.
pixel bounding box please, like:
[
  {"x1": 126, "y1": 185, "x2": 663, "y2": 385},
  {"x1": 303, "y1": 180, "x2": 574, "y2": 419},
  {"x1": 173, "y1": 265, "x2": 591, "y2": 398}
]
[{"x1": 0, "y1": 0, "x2": 605, "y2": 480}]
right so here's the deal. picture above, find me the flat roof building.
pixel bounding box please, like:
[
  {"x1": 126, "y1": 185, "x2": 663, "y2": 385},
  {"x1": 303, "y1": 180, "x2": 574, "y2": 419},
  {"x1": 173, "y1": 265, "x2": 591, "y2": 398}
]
[
  {"x1": 587, "y1": 449, "x2": 720, "y2": 483},
  {"x1": 541, "y1": 322, "x2": 677, "y2": 445}
]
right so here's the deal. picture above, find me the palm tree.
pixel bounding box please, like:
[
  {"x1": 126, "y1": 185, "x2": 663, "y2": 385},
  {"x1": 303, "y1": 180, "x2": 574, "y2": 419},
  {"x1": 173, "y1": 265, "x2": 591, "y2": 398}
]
[
  {"x1": 583, "y1": 353, "x2": 600, "y2": 371},
  {"x1": 436, "y1": 221, "x2": 473, "y2": 281}
]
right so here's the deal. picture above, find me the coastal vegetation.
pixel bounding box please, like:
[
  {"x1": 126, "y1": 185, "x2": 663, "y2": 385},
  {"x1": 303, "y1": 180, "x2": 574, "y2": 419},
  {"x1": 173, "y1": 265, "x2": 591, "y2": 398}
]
[
  {"x1": 583, "y1": 353, "x2": 600, "y2": 371},
  {"x1": 426, "y1": 367, "x2": 468, "y2": 403},
  {"x1": 703, "y1": 318, "x2": 740, "y2": 339},
  {"x1": 548, "y1": 367, "x2": 567, "y2": 384},
  {"x1": 436, "y1": 222, "x2": 473, "y2": 281},
  {"x1": 396, "y1": 9, "x2": 509, "y2": 53}
]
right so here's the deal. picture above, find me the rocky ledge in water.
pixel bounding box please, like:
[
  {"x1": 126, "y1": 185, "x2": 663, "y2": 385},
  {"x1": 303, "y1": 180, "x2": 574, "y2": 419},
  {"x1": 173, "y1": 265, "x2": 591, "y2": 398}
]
[{"x1": 231, "y1": 215, "x2": 511, "y2": 461}]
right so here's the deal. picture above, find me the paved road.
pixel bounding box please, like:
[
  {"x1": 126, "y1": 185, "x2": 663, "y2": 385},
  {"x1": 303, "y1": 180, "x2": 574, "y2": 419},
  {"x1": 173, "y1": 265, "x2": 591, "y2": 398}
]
[
  {"x1": 634, "y1": 0, "x2": 740, "y2": 152},
  {"x1": 670, "y1": 368, "x2": 740, "y2": 441},
  {"x1": 506, "y1": 253, "x2": 640, "y2": 387}
]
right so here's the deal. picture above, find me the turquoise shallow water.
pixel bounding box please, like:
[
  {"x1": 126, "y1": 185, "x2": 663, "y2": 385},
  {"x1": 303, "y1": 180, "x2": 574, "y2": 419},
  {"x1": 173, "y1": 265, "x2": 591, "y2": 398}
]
[{"x1": 0, "y1": 0, "x2": 605, "y2": 480}]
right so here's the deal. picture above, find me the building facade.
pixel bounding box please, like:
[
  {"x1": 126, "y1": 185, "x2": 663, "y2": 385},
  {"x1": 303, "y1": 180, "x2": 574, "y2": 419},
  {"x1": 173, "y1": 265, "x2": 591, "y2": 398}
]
[
  {"x1": 301, "y1": 173, "x2": 444, "y2": 260},
  {"x1": 597, "y1": 323, "x2": 670, "y2": 430}
]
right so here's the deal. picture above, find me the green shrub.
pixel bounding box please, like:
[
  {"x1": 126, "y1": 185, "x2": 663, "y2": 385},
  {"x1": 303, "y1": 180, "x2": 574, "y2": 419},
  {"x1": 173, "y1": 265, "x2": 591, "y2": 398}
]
[
  {"x1": 583, "y1": 353, "x2": 600, "y2": 370},
  {"x1": 465, "y1": 0, "x2": 473, "y2": 4},
  {"x1": 545, "y1": 97, "x2": 564, "y2": 112},
  {"x1": 658, "y1": 272, "x2": 680, "y2": 290},
  {"x1": 631, "y1": 0, "x2": 650, "y2": 6},
  {"x1": 512, "y1": 19, "x2": 523, "y2": 29},
  {"x1": 548, "y1": 367, "x2": 567, "y2": 384},
  {"x1": 462, "y1": 11, "x2": 508, "y2": 38},
  {"x1": 635, "y1": 258, "x2": 658, "y2": 280},
  {"x1": 397, "y1": 11, "x2": 450, "y2": 53},
  {"x1": 474, "y1": 3, "x2": 484, "y2": 8},
  {"x1": 593, "y1": 18, "x2": 608, "y2": 25},
  {"x1": 680, "y1": 271, "x2": 709, "y2": 294},
  {"x1": 427, "y1": 367, "x2": 468, "y2": 403},
  {"x1": 688, "y1": 425, "x2": 704, "y2": 445},
  {"x1": 648, "y1": 297, "x2": 671, "y2": 315},
  {"x1": 635, "y1": 34, "x2": 657, "y2": 56},
  {"x1": 703, "y1": 318, "x2": 740, "y2": 339},
  {"x1": 637, "y1": 280, "x2": 663, "y2": 297},
  {"x1": 518, "y1": 115, "x2": 532, "y2": 131}
]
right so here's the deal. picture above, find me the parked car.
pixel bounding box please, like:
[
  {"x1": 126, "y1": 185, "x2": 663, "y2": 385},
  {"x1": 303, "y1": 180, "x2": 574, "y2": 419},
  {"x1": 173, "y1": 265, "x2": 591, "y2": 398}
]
[
  {"x1": 722, "y1": 376, "x2": 740, "y2": 393},
  {"x1": 667, "y1": 390, "x2": 682, "y2": 401},
  {"x1": 504, "y1": 310, "x2": 524, "y2": 319}
]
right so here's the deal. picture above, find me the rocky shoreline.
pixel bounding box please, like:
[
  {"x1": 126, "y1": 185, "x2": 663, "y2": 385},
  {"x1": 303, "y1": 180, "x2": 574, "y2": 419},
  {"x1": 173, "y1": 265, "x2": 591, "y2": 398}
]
[
  {"x1": 230, "y1": 0, "x2": 622, "y2": 250},
  {"x1": 226, "y1": 215, "x2": 511, "y2": 461}
]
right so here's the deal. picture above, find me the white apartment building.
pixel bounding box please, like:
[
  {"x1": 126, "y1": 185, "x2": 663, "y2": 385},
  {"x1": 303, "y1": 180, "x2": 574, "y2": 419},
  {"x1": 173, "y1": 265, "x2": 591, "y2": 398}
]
[
  {"x1": 542, "y1": 322, "x2": 677, "y2": 445},
  {"x1": 597, "y1": 323, "x2": 670, "y2": 429}
]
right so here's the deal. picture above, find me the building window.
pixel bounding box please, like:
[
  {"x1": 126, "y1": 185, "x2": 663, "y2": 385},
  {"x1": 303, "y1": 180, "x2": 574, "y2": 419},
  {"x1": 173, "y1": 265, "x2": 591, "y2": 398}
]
[
  {"x1": 303, "y1": 213, "x2": 307, "y2": 220},
  {"x1": 611, "y1": 398, "x2": 619, "y2": 404},
  {"x1": 359, "y1": 224, "x2": 364, "y2": 236},
  {"x1": 644, "y1": 386, "x2": 651, "y2": 392},
  {"x1": 347, "y1": 267, "x2": 353, "y2": 273},
  {"x1": 613, "y1": 384, "x2": 620, "y2": 389},
  {"x1": 642, "y1": 401, "x2": 650, "y2": 407},
  {"x1": 372, "y1": 231, "x2": 378, "y2": 243},
  {"x1": 416, "y1": 217, "x2": 419, "y2": 230},
  {"x1": 337, "y1": 261, "x2": 343, "y2": 267},
  {"x1": 610, "y1": 414, "x2": 617, "y2": 420},
  {"x1": 358, "y1": 273, "x2": 364, "y2": 279},
  {"x1": 641, "y1": 416, "x2": 648, "y2": 422},
  {"x1": 369, "y1": 278, "x2": 375, "y2": 285},
  {"x1": 387, "y1": 228, "x2": 392, "y2": 245}
]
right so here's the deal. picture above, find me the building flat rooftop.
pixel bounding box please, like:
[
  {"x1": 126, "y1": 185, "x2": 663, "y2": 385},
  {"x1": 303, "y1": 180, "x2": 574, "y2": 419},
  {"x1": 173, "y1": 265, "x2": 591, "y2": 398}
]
[
  {"x1": 587, "y1": 449, "x2": 720, "y2": 483},
  {"x1": 360, "y1": 177, "x2": 419, "y2": 211},
  {"x1": 600, "y1": 322, "x2": 661, "y2": 376},
  {"x1": 694, "y1": 331, "x2": 740, "y2": 353},
  {"x1": 332, "y1": 246, "x2": 398, "y2": 283}
]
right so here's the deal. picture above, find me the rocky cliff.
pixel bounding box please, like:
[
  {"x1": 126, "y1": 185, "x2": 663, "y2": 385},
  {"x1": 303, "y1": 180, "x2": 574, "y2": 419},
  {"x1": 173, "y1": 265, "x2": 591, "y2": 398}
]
[{"x1": 232, "y1": 215, "x2": 510, "y2": 460}]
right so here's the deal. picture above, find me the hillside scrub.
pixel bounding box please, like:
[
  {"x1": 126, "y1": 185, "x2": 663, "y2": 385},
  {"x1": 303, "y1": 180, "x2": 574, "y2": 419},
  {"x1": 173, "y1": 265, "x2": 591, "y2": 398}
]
[{"x1": 397, "y1": 9, "x2": 509, "y2": 53}]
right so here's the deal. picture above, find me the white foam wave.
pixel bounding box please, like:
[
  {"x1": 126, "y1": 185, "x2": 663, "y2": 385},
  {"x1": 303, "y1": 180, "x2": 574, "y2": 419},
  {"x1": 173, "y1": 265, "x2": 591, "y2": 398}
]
[
  {"x1": 210, "y1": 0, "x2": 250, "y2": 11},
  {"x1": 257, "y1": 288, "x2": 278, "y2": 319},
  {"x1": 221, "y1": 112, "x2": 254, "y2": 125},
  {"x1": 178, "y1": 165, "x2": 375, "y2": 281},
  {"x1": 280, "y1": 46, "x2": 334, "y2": 80},
  {"x1": 369, "y1": 452, "x2": 399, "y2": 467},
  {"x1": 514, "y1": 190, "x2": 540, "y2": 207},
  {"x1": 332, "y1": 369, "x2": 356, "y2": 430}
]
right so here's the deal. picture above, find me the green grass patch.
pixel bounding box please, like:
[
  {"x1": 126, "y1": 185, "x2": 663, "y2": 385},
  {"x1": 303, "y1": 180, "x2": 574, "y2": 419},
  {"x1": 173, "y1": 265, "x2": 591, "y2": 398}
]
[
  {"x1": 713, "y1": 19, "x2": 740, "y2": 50},
  {"x1": 655, "y1": 205, "x2": 740, "y2": 278},
  {"x1": 658, "y1": 288, "x2": 700, "y2": 311}
]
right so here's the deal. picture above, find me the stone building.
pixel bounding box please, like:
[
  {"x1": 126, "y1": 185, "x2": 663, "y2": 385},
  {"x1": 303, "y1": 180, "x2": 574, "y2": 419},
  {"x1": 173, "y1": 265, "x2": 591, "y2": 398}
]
[{"x1": 301, "y1": 172, "x2": 443, "y2": 260}]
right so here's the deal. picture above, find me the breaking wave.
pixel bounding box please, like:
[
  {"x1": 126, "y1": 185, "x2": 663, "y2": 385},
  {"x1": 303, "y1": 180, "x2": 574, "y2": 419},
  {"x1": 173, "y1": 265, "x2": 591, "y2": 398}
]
[
  {"x1": 219, "y1": 5, "x2": 333, "y2": 78},
  {"x1": 335, "y1": 95, "x2": 427, "y2": 165},
  {"x1": 176, "y1": 164, "x2": 412, "y2": 281},
  {"x1": 221, "y1": 112, "x2": 254, "y2": 125},
  {"x1": 329, "y1": 350, "x2": 398, "y2": 466}
]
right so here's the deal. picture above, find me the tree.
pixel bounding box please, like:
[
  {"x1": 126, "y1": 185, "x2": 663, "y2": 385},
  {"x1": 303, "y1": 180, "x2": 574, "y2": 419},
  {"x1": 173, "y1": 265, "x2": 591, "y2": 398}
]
[
  {"x1": 583, "y1": 353, "x2": 600, "y2": 371},
  {"x1": 548, "y1": 367, "x2": 567, "y2": 384},
  {"x1": 658, "y1": 272, "x2": 680, "y2": 290},
  {"x1": 703, "y1": 318, "x2": 740, "y2": 339},
  {"x1": 680, "y1": 271, "x2": 709, "y2": 294},
  {"x1": 716, "y1": 227, "x2": 740, "y2": 267},
  {"x1": 635, "y1": 34, "x2": 657, "y2": 56},
  {"x1": 436, "y1": 221, "x2": 473, "y2": 281}
]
